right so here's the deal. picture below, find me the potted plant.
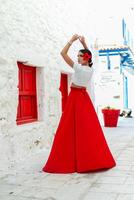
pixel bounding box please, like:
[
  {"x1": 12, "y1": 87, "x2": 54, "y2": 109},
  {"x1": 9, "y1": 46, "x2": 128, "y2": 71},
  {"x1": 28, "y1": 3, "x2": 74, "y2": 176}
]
[{"x1": 101, "y1": 106, "x2": 120, "y2": 127}]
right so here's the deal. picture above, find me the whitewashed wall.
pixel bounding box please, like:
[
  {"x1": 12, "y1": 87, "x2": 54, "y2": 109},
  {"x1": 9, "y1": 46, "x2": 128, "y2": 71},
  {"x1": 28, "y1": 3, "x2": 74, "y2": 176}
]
[
  {"x1": 123, "y1": 68, "x2": 134, "y2": 117},
  {"x1": 0, "y1": 0, "x2": 98, "y2": 171}
]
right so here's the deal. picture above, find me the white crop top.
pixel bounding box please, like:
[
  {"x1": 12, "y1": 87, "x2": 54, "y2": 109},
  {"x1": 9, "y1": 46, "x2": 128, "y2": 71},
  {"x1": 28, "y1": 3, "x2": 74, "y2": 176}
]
[{"x1": 71, "y1": 63, "x2": 94, "y2": 87}]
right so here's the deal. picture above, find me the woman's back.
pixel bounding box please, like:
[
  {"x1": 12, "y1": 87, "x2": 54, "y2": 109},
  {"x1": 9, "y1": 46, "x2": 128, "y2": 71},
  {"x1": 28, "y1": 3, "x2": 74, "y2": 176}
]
[{"x1": 71, "y1": 63, "x2": 94, "y2": 87}]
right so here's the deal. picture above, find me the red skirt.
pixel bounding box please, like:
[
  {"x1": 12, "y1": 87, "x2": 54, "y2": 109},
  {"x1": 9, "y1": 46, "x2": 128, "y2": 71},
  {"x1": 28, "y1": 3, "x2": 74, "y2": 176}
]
[{"x1": 42, "y1": 86, "x2": 116, "y2": 173}]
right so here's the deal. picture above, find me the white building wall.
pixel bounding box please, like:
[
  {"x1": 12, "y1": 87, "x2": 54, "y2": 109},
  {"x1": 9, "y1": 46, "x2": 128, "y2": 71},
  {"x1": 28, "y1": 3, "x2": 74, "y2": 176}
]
[
  {"x1": 0, "y1": 0, "x2": 98, "y2": 171},
  {"x1": 123, "y1": 68, "x2": 134, "y2": 117},
  {"x1": 128, "y1": 75, "x2": 134, "y2": 117}
]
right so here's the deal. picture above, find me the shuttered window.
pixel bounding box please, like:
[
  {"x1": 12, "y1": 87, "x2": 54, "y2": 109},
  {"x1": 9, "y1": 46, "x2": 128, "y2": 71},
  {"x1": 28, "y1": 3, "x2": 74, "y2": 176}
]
[
  {"x1": 59, "y1": 73, "x2": 68, "y2": 112},
  {"x1": 16, "y1": 62, "x2": 38, "y2": 125}
]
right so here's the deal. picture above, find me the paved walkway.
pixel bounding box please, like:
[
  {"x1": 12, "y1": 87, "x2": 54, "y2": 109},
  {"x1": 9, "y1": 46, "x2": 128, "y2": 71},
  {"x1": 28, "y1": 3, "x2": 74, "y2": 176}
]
[{"x1": 1, "y1": 117, "x2": 134, "y2": 200}]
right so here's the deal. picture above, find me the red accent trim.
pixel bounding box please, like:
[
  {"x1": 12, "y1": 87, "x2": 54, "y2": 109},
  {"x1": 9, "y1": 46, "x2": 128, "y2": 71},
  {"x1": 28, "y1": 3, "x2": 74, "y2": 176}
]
[{"x1": 16, "y1": 119, "x2": 37, "y2": 125}]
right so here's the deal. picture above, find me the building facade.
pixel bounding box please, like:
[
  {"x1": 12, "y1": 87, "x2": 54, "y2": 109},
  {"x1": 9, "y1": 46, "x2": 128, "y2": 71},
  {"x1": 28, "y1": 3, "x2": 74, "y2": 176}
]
[{"x1": 0, "y1": 0, "x2": 98, "y2": 171}]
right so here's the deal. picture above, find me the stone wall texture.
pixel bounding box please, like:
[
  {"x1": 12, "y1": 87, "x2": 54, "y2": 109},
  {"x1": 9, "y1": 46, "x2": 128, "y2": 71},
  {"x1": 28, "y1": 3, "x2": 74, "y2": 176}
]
[{"x1": 0, "y1": 0, "x2": 98, "y2": 171}]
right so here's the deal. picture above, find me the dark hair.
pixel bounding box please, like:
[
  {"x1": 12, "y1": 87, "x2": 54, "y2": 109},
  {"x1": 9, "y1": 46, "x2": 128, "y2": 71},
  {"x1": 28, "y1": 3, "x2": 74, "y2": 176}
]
[{"x1": 79, "y1": 49, "x2": 93, "y2": 67}]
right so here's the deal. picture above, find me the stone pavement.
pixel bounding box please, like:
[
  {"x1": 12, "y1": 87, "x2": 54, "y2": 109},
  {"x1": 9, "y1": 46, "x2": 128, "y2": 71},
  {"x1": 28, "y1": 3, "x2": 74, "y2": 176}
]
[{"x1": 1, "y1": 117, "x2": 134, "y2": 200}]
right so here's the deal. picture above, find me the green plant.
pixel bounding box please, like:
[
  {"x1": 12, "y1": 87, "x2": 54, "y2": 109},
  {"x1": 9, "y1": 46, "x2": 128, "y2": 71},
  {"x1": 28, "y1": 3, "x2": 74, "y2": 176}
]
[{"x1": 102, "y1": 106, "x2": 116, "y2": 110}]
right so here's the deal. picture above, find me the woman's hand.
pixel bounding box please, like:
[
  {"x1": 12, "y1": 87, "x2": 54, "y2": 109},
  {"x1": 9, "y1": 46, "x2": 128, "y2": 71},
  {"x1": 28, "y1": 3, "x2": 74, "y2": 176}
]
[{"x1": 69, "y1": 34, "x2": 79, "y2": 43}]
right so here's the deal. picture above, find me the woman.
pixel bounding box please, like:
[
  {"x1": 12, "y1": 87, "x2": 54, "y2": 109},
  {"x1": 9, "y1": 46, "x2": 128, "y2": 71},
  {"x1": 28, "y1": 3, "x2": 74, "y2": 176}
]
[{"x1": 42, "y1": 34, "x2": 116, "y2": 173}]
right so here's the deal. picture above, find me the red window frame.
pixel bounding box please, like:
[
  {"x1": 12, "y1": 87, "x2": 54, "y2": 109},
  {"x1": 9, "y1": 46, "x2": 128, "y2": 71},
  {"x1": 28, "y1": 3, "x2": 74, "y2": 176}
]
[
  {"x1": 59, "y1": 73, "x2": 68, "y2": 112},
  {"x1": 16, "y1": 62, "x2": 38, "y2": 125}
]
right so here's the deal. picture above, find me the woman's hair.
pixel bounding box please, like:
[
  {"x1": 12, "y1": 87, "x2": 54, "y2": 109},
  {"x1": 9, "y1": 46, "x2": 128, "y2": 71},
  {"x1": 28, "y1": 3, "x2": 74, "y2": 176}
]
[{"x1": 79, "y1": 49, "x2": 93, "y2": 67}]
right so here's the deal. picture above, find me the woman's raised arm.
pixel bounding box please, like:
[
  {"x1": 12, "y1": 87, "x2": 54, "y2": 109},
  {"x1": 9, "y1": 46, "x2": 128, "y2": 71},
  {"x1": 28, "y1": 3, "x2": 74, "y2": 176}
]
[{"x1": 60, "y1": 34, "x2": 79, "y2": 67}]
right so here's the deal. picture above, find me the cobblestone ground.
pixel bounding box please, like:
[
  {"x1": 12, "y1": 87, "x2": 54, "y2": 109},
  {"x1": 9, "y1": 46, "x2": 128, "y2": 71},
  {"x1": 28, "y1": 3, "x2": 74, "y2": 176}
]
[{"x1": 1, "y1": 117, "x2": 134, "y2": 200}]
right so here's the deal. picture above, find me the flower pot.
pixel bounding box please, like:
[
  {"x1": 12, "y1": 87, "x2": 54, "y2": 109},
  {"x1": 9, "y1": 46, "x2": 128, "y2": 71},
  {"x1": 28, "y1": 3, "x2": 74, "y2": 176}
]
[{"x1": 102, "y1": 109, "x2": 120, "y2": 127}]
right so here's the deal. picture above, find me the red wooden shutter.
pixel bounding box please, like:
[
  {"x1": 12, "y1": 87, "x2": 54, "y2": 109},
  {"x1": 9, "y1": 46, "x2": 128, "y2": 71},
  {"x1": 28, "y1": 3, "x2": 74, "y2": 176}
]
[
  {"x1": 59, "y1": 73, "x2": 68, "y2": 112},
  {"x1": 16, "y1": 62, "x2": 38, "y2": 125}
]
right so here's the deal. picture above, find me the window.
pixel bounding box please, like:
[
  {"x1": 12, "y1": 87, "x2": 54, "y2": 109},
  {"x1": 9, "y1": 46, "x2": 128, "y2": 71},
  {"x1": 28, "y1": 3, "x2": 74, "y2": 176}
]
[
  {"x1": 59, "y1": 73, "x2": 68, "y2": 112},
  {"x1": 16, "y1": 62, "x2": 38, "y2": 125}
]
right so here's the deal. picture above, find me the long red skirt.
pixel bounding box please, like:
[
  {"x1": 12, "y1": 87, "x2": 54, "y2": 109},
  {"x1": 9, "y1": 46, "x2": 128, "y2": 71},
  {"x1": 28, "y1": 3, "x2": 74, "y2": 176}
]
[{"x1": 42, "y1": 86, "x2": 116, "y2": 173}]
